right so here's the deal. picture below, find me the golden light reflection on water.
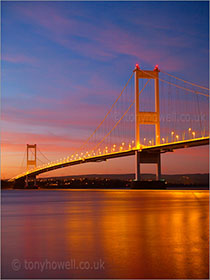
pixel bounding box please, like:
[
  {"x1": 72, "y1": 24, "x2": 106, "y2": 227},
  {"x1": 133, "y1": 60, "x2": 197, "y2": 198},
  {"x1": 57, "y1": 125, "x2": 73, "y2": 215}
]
[{"x1": 2, "y1": 190, "x2": 209, "y2": 279}]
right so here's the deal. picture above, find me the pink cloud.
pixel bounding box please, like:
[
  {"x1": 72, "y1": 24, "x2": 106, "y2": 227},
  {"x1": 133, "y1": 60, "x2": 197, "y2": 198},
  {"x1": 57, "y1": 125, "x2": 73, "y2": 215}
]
[
  {"x1": 2, "y1": 54, "x2": 38, "y2": 65},
  {"x1": 15, "y1": 5, "x2": 186, "y2": 70}
]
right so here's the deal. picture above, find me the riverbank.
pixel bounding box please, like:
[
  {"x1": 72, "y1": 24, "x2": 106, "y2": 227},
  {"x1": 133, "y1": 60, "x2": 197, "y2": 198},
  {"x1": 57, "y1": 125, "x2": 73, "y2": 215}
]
[{"x1": 2, "y1": 179, "x2": 209, "y2": 190}]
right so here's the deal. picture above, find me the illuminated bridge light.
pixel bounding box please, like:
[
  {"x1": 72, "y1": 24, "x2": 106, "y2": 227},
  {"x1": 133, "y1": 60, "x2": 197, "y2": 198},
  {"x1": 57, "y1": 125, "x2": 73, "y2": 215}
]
[
  {"x1": 135, "y1": 63, "x2": 140, "y2": 70},
  {"x1": 162, "y1": 138, "x2": 165, "y2": 143},
  {"x1": 122, "y1": 142, "x2": 125, "y2": 146},
  {"x1": 149, "y1": 140, "x2": 152, "y2": 145},
  {"x1": 132, "y1": 140, "x2": 135, "y2": 144},
  {"x1": 154, "y1": 64, "x2": 159, "y2": 71},
  {"x1": 192, "y1": 131, "x2": 196, "y2": 138},
  {"x1": 188, "y1": 128, "x2": 192, "y2": 132},
  {"x1": 176, "y1": 135, "x2": 179, "y2": 141}
]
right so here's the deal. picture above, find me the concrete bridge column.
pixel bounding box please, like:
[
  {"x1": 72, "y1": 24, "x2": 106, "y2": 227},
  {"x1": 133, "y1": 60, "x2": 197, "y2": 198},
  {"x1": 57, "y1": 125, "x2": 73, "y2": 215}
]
[
  {"x1": 135, "y1": 151, "x2": 141, "y2": 181},
  {"x1": 34, "y1": 176, "x2": 37, "y2": 187},
  {"x1": 25, "y1": 175, "x2": 28, "y2": 188},
  {"x1": 135, "y1": 151, "x2": 162, "y2": 181},
  {"x1": 156, "y1": 152, "x2": 161, "y2": 181}
]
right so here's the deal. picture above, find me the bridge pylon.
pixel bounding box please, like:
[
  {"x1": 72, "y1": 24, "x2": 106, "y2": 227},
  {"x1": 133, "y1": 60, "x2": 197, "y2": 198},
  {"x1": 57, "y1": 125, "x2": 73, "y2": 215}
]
[
  {"x1": 134, "y1": 64, "x2": 161, "y2": 181},
  {"x1": 25, "y1": 144, "x2": 37, "y2": 187}
]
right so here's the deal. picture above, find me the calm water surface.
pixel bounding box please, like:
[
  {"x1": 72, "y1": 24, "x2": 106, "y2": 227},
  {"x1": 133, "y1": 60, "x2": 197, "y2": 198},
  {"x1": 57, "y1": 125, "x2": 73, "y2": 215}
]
[{"x1": 1, "y1": 189, "x2": 209, "y2": 279}]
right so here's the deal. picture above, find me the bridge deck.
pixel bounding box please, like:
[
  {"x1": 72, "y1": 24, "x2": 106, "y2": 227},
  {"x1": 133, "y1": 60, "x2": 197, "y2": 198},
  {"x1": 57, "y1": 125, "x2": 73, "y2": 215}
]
[{"x1": 11, "y1": 137, "x2": 209, "y2": 181}]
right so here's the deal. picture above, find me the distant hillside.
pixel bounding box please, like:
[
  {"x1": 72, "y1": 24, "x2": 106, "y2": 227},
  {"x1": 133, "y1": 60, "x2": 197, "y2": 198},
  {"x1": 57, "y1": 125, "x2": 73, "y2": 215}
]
[{"x1": 41, "y1": 173, "x2": 209, "y2": 185}]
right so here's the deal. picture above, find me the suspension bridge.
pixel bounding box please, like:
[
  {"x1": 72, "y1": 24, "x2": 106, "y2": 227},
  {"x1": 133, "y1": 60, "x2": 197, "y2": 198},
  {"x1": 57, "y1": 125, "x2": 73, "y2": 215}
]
[{"x1": 10, "y1": 64, "x2": 209, "y2": 186}]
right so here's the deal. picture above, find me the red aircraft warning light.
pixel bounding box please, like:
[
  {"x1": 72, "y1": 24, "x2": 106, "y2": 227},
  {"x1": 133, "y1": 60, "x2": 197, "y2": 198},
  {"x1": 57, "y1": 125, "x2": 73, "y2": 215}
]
[
  {"x1": 154, "y1": 64, "x2": 159, "y2": 71},
  {"x1": 135, "y1": 63, "x2": 140, "y2": 70}
]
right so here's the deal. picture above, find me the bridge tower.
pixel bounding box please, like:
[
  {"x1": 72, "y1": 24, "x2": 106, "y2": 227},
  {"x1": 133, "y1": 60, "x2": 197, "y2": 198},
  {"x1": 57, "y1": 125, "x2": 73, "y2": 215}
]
[
  {"x1": 25, "y1": 144, "x2": 37, "y2": 187},
  {"x1": 134, "y1": 64, "x2": 161, "y2": 181}
]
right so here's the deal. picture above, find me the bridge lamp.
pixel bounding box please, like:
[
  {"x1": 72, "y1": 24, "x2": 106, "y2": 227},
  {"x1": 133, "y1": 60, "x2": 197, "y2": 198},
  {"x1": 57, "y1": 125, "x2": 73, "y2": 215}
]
[
  {"x1": 192, "y1": 131, "x2": 195, "y2": 138},
  {"x1": 143, "y1": 138, "x2": 146, "y2": 145},
  {"x1": 149, "y1": 140, "x2": 152, "y2": 145},
  {"x1": 122, "y1": 142, "x2": 125, "y2": 146},
  {"x1": 132, "y1": 140, "x2": 135, "y2": 145},
  {"x1": 129, "y1": 144, "x2": 131, "y2": 149},
  {"x1": 162, "y1": 138, "x2": 165, "y2": 143},
  {"x1": 176, "y1": 135, "x2": 179, "y2": 141},
  {"x1": 188, "y1": 128, "x2": 192, "y2": 132},
  {"x1": 171, "y1": 131, "x2": 175, "y2": 142}
]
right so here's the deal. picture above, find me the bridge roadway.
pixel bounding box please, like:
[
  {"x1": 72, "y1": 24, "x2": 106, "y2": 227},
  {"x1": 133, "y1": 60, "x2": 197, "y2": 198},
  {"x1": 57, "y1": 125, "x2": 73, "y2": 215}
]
[{"x1": 12, "y1": 136, "x2": 209, "y2": 181}]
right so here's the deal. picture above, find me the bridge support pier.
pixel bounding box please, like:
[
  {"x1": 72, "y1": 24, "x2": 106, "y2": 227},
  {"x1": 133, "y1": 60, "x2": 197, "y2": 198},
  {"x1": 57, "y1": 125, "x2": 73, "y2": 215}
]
[
  {"x1": 135, "y1": 151, "x2": 141, "y2": 181},
  {"x1": 135, "y1": 151, "x2": 161, "y2": 181},
  {"x1": 156, "y1": 152, "x2": 161, "y2": 181},
  {"x1": 34, "y1": 176, "x2": 37, "y2": 187},
  {"x1": 25, "y1": 175, "x2": 28, "y2": 188},
  {"x1": 24, "y1": 175, "x2": 37, "y2": 188}
]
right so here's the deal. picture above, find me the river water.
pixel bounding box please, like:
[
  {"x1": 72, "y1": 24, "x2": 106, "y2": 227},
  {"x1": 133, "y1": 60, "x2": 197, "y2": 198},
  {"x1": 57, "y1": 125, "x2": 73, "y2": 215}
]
[{"x1": 1, "y1": 189, "x2": 209, "y2": 279}]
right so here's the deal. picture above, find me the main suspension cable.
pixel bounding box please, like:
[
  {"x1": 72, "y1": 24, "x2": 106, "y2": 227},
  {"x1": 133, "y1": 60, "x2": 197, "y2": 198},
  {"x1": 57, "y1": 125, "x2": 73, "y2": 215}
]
[
  {"x1": 37, "y1": 147, "x2": 51, "y2": 162},
  {"x1": 140, "y1": 69, "x2": 209, "y2": 98},
  {"x1": 78, "y1": 72, "x2": 134, "y2": 150},
  {"x1": 92, "y1": 79, "x2": 150, "y2": 151},
  {"x1": 161, "y1": 69, "x2": 209, "y2": 91}
]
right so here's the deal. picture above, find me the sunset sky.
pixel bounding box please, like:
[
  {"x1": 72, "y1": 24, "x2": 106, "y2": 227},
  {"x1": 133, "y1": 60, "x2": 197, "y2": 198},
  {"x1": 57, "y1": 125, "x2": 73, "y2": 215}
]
[{"x1": 2, "y1": 1, "x2": 209, "y2": 179}]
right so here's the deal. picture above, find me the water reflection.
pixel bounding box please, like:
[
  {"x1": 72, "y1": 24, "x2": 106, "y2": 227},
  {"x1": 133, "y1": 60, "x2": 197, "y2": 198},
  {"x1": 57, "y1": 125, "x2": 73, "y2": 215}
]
[{"x1": 2, "y1": 190, "x2": 209, "y2": 278}]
